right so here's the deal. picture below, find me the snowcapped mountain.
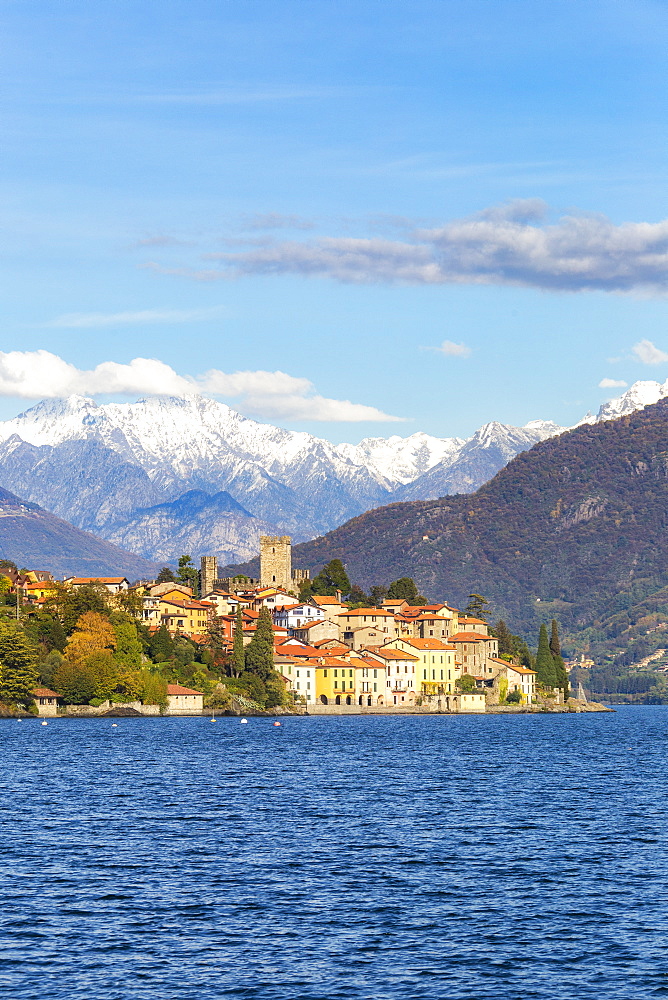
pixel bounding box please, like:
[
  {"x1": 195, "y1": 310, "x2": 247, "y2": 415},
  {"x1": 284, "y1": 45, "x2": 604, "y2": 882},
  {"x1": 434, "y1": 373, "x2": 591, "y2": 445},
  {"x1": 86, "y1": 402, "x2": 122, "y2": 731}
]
[
  {"x1": 597, "y1": 379, "x2": 668, "y2": 422},
  {"x1": 395, "y1": 419, "x2": 565, "y2": 501},
  {"x1": 0, "y1": 381, "x2": 660, "y2": 564}
]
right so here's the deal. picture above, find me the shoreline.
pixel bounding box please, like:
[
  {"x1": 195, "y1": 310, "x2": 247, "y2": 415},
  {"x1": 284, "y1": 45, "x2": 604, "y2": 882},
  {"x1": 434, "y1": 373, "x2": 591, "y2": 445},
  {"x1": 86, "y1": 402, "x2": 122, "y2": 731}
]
[{"x1": 1, "y1": 699, "x2": 613, "y2": 719}]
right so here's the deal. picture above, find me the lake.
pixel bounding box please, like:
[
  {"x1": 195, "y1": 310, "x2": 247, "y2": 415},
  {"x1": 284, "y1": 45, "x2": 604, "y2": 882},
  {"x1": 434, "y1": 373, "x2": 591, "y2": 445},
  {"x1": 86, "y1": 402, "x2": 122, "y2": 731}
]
[{"x1": 1, "y1": 708, "x2": 667, "y2": 999}]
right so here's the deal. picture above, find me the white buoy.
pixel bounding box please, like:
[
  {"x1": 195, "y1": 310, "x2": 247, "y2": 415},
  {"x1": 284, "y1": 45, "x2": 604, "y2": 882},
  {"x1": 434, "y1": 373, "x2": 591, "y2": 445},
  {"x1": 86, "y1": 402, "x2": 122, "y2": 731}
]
[
  {"x1": 111, "y1": 723, "x2": 118, "y2": 728},
  {"x1": 240, "y1": 718, "x2": 248, "y2": 724},
  {"x1": 41, "y1": 721, "x2": 48, "y2": 726}
]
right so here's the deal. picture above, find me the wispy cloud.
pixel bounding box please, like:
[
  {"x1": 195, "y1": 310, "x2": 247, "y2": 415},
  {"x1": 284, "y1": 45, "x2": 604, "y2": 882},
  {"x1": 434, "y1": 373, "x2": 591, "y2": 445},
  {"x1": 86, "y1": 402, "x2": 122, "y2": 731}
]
[
  {"x1": 46, "y1": 306, "x2": 224, "y2": 328},
  {"x1": 154, "y1": 200, "x2": 668, "y2": 295},
  {"x1": 632, "y1": 339, "x2": 668, "y2": 364},
  {"x1": 241, "y1": 213, "x2": 315, "y2": 231},
  {"x1": 0, "y1": 350, "x2": 403, "y2": 423},
  {"x1": 598, "y1": 378, "x2": 628, "y2": 389},
  {"x1": 134, "y1": 86, "x2": 343, "y2": 105},
  {"x1": 423, "y1": 340, "x2": 472, "y2": 358}
]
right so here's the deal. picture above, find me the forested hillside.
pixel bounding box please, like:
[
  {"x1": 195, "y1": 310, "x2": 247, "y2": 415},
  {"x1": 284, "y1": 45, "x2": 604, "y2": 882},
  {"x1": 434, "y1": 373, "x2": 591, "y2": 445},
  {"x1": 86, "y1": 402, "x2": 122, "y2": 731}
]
[{"x1": 283, "y1": 399, "x2": 668, "y2": 664}]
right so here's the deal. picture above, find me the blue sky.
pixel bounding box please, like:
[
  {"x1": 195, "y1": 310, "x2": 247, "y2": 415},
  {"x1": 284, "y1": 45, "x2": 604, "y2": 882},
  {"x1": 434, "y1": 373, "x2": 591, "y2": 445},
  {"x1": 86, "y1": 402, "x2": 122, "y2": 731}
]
[{"x1": 3, "y1": 0, "x2": 668, "y2": 441}]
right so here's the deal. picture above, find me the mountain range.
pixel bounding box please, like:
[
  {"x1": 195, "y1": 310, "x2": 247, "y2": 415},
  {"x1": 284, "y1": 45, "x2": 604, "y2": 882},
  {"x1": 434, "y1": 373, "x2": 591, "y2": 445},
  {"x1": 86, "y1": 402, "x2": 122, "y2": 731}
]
[
  {"x1": 0, "y1": 379, "x2": 664, "y2": 564},
  {"x1": 257, "y1": 396, "x2": 668, "y2": 657}
]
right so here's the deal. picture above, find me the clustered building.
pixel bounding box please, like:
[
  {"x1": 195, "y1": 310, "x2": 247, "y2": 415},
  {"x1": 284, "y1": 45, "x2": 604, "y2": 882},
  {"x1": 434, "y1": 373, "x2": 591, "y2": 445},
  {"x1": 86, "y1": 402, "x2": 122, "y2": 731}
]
[{"x1": 12, "y1": 535, "x2": 538, "y2": 715}]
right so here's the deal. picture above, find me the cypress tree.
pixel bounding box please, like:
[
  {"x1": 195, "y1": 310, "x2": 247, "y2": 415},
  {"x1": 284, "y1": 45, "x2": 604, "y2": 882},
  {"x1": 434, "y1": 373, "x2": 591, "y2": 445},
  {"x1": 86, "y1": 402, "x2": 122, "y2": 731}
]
[
  {"x1": 492, "y1": 619, "x2": 514, "y2": 657},
  {"x1": 244, "y1": 607, "x2": 275, "y2": 681},
  {"x1": 548, "y1": 620, "x2": 569, "y2": 698},
  {"x1": 535, "y1": 623, "x2": 557, "y2": 687},
  {"x1": 231, "y1": 606, "x2": 245, "y2": 677}
]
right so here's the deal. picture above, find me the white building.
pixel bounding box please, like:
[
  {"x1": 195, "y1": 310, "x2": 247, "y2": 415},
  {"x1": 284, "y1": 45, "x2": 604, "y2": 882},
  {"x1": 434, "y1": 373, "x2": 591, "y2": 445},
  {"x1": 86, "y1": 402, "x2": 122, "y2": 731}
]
[{"x1": 274, "y1": 603, "x2": 325, "y2": 630}]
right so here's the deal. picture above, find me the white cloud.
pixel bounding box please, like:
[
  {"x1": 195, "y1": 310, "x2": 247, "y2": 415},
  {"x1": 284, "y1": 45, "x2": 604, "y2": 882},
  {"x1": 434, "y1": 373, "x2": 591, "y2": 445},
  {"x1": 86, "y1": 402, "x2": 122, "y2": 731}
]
[
  {"x1": 632, "y1": 339, "x2": 668, "y2": 365},
  {"x1": 162, "y1": 201, "x2": 668, "y2": 294},
  {"x1": 0, "y1": 350, "x2": 403, "y2": 423},
  {"x1": 47, "y1": 306, "x2": 223, "y2": 328},
  {"x1": 598, "y1": 378, "x2": 628, "y2": 388},
  {"x1": 424, "y1": 340, "x2": 472, "y2": 358}
]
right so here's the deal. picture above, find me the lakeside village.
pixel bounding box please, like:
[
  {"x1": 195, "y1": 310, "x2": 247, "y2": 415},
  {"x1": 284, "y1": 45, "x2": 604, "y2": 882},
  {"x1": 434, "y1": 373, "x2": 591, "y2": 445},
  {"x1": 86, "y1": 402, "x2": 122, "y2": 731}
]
[{"x1": 0, "y1": 536, "x2": 603, "y2": 719}]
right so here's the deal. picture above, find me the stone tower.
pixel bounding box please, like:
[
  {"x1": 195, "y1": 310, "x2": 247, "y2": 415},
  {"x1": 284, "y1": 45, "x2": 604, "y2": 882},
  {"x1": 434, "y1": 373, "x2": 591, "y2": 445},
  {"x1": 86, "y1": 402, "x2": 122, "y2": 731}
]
[
  {"x1": 260, "y1": 535, "x2": 292, "y2": 590},
  {"x1": 200, "y1": 555, "x2": 218, "y2": 597}
]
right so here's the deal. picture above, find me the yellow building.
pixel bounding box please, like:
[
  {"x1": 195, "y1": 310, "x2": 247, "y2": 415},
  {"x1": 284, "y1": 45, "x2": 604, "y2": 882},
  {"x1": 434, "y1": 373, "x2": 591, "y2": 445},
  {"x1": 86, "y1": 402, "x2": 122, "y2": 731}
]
[
  {"x1": 384, "y1": 637, "x2": 457, "y2": 696},
  {"x1": 159, "y1": 598, "x2": 213, "y2": 635},
  {"x1": 315, "y1": 656, "x2": 356, "y2": 705}
]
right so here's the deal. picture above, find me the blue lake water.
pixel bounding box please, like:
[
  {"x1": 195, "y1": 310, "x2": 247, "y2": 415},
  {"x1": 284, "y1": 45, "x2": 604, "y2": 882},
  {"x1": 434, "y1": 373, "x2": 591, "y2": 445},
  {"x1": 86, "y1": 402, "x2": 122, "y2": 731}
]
[{"x1": 1, "y1": 708, "x2": 668, "y2": 999}]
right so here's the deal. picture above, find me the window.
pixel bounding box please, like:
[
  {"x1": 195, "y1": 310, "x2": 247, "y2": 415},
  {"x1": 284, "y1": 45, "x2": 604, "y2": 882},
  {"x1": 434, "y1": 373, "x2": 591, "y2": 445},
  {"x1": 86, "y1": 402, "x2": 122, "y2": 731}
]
[{"x1": 323, "y1": 669, "x2": 328, "y2": 677}]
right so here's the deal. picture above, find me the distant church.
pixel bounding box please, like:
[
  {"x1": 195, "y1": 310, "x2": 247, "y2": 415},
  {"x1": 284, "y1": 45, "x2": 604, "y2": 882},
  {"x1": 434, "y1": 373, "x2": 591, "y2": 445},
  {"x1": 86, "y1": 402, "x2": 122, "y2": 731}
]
[{"x1": 200, "y1": 536, "x2": 309, "y2": 596}]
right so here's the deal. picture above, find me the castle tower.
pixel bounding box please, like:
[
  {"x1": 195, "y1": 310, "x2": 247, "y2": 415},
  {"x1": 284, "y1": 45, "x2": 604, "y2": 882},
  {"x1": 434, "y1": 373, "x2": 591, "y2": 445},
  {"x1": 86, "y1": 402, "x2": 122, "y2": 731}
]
[
  {"x1": 200, "y1": 555, "x2": 218, "y2": 597},
  {"x1": 260, "y1": 535, "x2": 292, "y2": 590}
]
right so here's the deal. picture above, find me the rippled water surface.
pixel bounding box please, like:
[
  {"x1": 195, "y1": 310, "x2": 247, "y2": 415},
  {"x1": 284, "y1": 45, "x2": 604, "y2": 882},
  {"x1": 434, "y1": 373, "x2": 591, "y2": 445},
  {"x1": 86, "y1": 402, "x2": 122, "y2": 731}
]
[{"x1": 2, "y1": 709, "x2": 668, "y2": 999}]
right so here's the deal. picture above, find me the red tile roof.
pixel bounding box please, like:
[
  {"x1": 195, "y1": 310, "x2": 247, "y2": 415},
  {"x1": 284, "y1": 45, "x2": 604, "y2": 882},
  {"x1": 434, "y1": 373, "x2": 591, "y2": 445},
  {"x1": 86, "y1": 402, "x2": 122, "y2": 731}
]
[{"x1": 166, "y1": 684, "x2": 202, "y2": 696}]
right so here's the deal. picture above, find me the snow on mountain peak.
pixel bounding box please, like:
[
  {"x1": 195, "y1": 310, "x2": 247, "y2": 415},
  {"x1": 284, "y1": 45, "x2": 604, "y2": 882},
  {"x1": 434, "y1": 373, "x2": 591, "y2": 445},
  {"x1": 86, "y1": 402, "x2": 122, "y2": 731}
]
[{"x1": 597, "y1": 379, "x2": 668, "y2": 422}]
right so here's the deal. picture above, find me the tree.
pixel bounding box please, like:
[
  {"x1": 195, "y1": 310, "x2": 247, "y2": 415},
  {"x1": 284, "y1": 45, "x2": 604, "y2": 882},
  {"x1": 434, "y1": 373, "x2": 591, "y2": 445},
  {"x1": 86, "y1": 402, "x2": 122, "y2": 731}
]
[
  {"x1": 116, "y1": 589, "x2": 144, "y2": 619},
  {"x1": 136, "y1": 668, "x2": 168, "y2": 710},
  {"x1": 549, "y1": 621, "x2": 569, "y2": 698},
  {"x1": 239, "y1": 671, "x2": 266, "y2": 706},
  {"x1": 156, "y1": 567, "x2": 176, "y2": 584},
  {"x1": 244, "y1": 606, "x2": 275, "y2": 681},
  {"x1": 230, "y1": 607, "x2": 245, "y2": 677},
  {"x1": 24, "y1": 612, "x2": 66, "y2": 653},
  {"x1": 265, "y1": 673, "x2": 286, "y2": 709},
  {"x1": 347, "y1": 584, "x2": 369, "y2": 607},
  {"x1": 456, "y1": 673, "x2": 476, "y2": 692},
  {"x1": 85, "y1": 651, "x2": 119, "y2": 700},
  {"x1": 177, "y1": 555, "x2": 199, "y2": 596},
  {"x1": 53, "y1": 658, "x2": 97, "y2": 704},
  {"x1": 492, "y1": 619, "x2": 514, "y2": 657},
  {"x1": 112, "y1": 617, "x2": 143, "y2": 669},
  {"x1": 465, "y1": 594, "x2": 490, "y2": 621},
  {"x1": 387, "y1": 578, "x2": 426, "y2": 605},
  {"x1": 369, "y1": 585, "x2": 388, "y2": 608},
  {"x1": 0, "y1": 624, "x2": 38, "y2": 705},
  {"x1": 66, "y1": 612, "x2": 117, "y2": 664},
  {"x1": 297, "y1": 578, "x2": 313, "y2": 601},
  {"x1": 149, "y1": 623, "x2": 174, "y2": 662},
  {"x1": 535, "y1": 624, "x2": 557, "y2": 687},
  {"x1": 311, "y1": 559, "x2": 351, "y2": 598},
  {"x1": 46, "y1": 583, "x2": 110, "y2": 634}
]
